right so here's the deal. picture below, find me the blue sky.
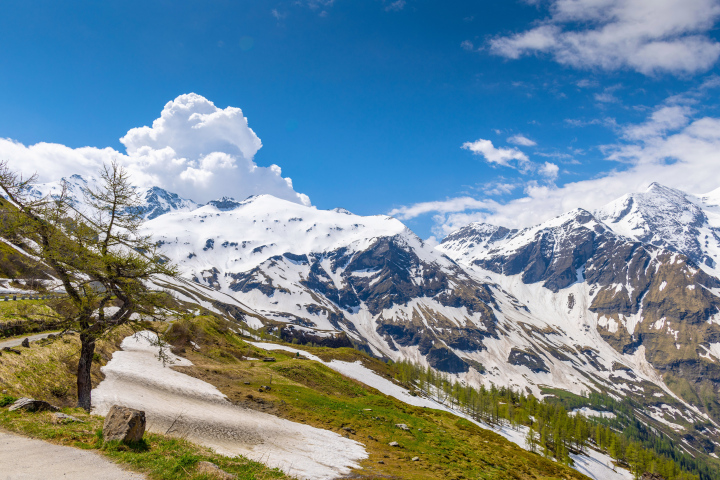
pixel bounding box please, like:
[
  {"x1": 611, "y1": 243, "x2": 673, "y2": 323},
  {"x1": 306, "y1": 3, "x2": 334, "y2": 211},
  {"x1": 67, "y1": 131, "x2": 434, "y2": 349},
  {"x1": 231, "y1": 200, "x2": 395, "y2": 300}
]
[{"x1": 2, "y1": 0, "x2": 720, "y2": 238}]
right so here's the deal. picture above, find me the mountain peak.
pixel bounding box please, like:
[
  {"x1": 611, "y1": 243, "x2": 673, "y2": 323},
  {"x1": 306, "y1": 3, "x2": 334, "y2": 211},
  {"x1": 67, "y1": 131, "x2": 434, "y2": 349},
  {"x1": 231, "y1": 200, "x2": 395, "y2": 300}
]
[{"x1": 207, "y1": 197, "x2": 243, "y2": 211}]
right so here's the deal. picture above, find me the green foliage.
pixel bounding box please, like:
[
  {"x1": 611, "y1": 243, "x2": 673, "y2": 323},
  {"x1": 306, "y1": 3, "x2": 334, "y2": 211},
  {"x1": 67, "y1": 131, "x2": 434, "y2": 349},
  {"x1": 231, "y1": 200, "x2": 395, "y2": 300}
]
[
  {"x1": 0, "y1": 394, "x2": 17, "y2": 407},
  {"x1": 389, "y1": 359, "x2": 711, "y2": 480}
]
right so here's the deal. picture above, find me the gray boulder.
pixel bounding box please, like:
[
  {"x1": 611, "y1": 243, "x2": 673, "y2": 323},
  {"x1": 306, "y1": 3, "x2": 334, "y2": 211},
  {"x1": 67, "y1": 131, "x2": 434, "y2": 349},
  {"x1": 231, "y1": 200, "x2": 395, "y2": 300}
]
[
  {"x1": 20, "y1": 338, "x2": 29, "y2": 348},
  {"x1": 8, "y1": 397, "x2": 58, "y2": 412},
  {"x1": 52, "y1": 412, "x2": 82, "y2": 424},
  {"x1": 103, "y1": 405, "x2": 146, "y2": 443}
]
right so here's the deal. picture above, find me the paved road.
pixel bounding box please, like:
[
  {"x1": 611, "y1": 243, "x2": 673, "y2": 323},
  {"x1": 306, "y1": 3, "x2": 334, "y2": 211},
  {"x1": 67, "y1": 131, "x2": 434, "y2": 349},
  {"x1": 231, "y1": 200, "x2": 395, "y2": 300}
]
[
  {"x1": 0, "y1": 332, "x2": 57, "y2": 349},
  {"x1": 0, "y1": 431, "x2": 145, "y2": 480}
]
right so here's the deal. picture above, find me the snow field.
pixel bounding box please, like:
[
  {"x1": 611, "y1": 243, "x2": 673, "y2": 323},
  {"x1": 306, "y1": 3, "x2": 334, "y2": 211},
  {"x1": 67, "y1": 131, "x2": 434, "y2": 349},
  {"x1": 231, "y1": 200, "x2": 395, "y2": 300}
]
[{"x1": 92, "y1": 332, "x2": 368, "y2": 480}]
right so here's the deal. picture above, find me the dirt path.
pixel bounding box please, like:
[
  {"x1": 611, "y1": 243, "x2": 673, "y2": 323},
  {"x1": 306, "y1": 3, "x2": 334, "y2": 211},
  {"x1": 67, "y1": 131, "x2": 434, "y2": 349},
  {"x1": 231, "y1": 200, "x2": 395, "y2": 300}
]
[
  {"x1": 92, "y1": 332, "x2": 368, "y2": 480},
  {"x1": 0, "y1": 332, "x2": 56, "y2": 349},
  {"x1": 0, "y1": 430, "x2": 145, "y2": 480}
]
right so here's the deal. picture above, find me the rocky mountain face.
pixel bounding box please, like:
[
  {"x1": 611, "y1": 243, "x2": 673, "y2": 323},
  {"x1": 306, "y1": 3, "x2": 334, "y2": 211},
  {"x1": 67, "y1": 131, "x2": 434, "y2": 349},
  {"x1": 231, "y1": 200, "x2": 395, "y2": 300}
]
[
  {"x1": 142, "y1": 194, "x2": 503, "y2": 374},
  {"x1": 438, "y1": 184, "x2": 720, "y2": 436},
  {"x1": 142, "y1": 186, "x2": 199, "y2": 219}
]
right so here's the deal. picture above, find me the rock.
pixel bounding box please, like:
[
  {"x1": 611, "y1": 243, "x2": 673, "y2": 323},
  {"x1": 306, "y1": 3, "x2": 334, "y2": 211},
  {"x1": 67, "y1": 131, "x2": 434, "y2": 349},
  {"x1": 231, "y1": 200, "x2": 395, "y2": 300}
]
[
  {"x1": 52, "y1": 412, "x2": 82, "y2": 424},
  {"x1": 2, "y1": 347, "x2": 20, "y2": 355},
  {"x1": 103, "y1": 405, "x2": 146, "y2": 443},
  {"x1": 377, "y1": 461, "x2": 384, "y2": 464},
  {"x1": 395, "y1": 423, "x2": 410, "y2": 431},
  {"x1": 261, "y1": 385, "x2": 271, "y2": 391},
  {"x1": 196, "y1": 461, "x2": 235, "y2": 479},
  {"x1": 412, "y1": 457, "x2": 419, "y2": 461},
  {"x1": 641, "y1": 474, "x2": 666, "y2": 480},
  {"x1": 262, "y1": 357, "x2": 276, "y2": 362},
  {"x1": 243, "y1": 381, "x2": 250, "y2": 385},
  {"x1": 20, "y1": 338, "x2": 29, "y2": 348},
  {"x1": 388, "y1": 441, "x2": 399, "y2": 447},
  {"x1": 342, "y1": 426, "x2": 356, "y2": 434},
  {"x1": 8, "y1": 397, "x2": 58, "y2": 412}
]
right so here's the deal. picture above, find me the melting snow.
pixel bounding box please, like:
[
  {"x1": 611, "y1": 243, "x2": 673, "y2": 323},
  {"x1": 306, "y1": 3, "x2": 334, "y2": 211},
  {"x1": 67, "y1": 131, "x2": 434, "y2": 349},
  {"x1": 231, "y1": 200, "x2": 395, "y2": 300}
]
[{"x1": 93, "y1": 333, "x2": 367, "y2": 480}]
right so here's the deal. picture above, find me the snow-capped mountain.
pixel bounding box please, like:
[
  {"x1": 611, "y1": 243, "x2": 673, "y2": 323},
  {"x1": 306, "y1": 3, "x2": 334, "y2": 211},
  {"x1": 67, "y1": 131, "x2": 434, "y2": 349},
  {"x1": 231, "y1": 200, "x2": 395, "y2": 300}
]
[
  {"x1": 29, "y1": 174, "x2": 720, "y2": 456},
  {"x1": 595, "y1": 182, "x2": 720, "y2": 274},
  {"x1": 141, "y1": 189, "x2": 720, "y2": 436},
  {"x1": 28, "y1": 174, "x2": 200, "y2": 219},
  {"x1": 437, "y1": 185, "x2": 720, "y2": 448},
  {"x1": 143, "y1": 194, "x2": 502, "y2": 373},
  {"x1": 142, "y1": 186, "x2": 200, "y2": 219}
]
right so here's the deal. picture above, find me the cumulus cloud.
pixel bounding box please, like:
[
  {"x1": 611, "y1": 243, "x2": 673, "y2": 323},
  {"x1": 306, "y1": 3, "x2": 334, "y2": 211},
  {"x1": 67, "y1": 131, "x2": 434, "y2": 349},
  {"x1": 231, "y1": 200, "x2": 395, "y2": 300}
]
[
  {"x1": 489, "y1": 0, "x2": 720, "y2": 75},
  {"x1": 0, "y1": 93, "x2": 310, "y2": 206},
  {"x1": 397, "y1": 95, "x2": 720, "y2": 236},
  {"x1": 507, "y1": 134, "x2": 537, "y2": 146},
  {"x1": 462, "y1": 139, "x2": 530, "y2": 169},
  {"x1": 538, "y1": 161, "x2": 560, "y2": 179}
]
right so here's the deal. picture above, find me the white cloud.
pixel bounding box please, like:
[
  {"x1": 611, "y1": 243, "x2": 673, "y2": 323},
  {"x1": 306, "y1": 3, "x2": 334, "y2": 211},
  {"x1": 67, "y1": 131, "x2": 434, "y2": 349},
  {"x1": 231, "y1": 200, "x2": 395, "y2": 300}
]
[
  {"x1": 388, "y1": 197, "x2": 497, "y2": 220},
  {"x1": 489, "y1": 0, "x2": 720, "y2": 75},
  {"x1": 507, "y1": 134, "x2": 537, "y2": 146},
  {"x1": 399, "y1": 96, "x2": 720, "y2": 236},
  {"x1": 385, "y1": 0, "x2": 406, "y2": 12},
  {"x1": 461, "y1": 40, "x2": 475, "y2": 51},
  {"x1": 462, "y1": 139, "x2": 530, "y2": 169},
  {"x1": 622, "y1": 105, "x2": 693, "y2": 141},
  {"x1": 594, "y1": 92, "x2": 619, "y2": 103},
  {"x1": 1, "y1": 93, "x2": 310, "y2": 206},
  {"x1": 538, "y1": 161, "x2": 560, "y2": 179}
]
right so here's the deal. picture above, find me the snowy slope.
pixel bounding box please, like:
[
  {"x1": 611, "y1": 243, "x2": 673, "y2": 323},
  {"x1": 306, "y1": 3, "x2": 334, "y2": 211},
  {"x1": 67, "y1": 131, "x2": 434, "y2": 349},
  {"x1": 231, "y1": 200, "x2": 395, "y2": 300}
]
[{"x1": 596, "y1": 183, "x2": 720, "y2": 275}]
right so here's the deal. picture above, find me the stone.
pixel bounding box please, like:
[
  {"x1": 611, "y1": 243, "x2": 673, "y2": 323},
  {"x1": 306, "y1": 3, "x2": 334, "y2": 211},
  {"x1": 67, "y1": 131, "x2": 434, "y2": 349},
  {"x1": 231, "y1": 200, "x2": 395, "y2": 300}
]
[
  {"x1": 8, "y1": 397, "x2": 58, "y2": 412},
  {"x1": 52, "y1": 412, "x2": 82, "y2": 424},
  {"x1": 412, "y1": 457, "x2": 419, "y2": 461},
  {"x1": 262, "y1": 357, "x2": 276, "y2": 362},
  {"x1": 196, "y1": 461, "x2": 235, "y2": 479},
  {"x1": 103, "y1": 405, "x2": 146, "y2": 443},
  {"x1": 2, "y1": 347, "x2": 20, "y2": 354},
  {"x1": 377, "y1": 461, "x2": 384, "y2": 464},
  {"x1": 388, "y1": 441, "x2": 399, "y2": 447},
  {"x1": 395, "y1": 423, "x2": 410, "y2": 431},
  {"x1": 20, "y1": 338, "x2": 29, "y2": 348},
  {"x1": 641, "y1": 474, "x2": 666, "y2": 480}
]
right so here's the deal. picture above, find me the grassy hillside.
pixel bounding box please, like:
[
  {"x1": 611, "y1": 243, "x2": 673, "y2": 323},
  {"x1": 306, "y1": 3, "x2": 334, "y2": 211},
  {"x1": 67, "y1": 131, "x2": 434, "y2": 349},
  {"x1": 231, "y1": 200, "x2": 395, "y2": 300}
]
[{"x1": 164, "y1": 317, "x2": 590, "y2": 480}]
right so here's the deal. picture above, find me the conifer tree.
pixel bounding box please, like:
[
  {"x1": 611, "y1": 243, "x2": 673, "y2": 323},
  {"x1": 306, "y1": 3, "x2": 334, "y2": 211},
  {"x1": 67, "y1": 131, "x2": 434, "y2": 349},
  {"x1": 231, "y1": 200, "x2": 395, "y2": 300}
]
[{"x1": 0, "y1": 161, "x2": 178, "y2": 410}]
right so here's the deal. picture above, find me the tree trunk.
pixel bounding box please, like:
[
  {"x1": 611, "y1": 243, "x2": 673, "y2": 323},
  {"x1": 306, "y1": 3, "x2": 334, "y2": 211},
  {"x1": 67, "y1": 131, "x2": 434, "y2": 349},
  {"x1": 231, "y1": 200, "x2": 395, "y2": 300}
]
[{"x1": 77, "y1": 332, "x2": 96, "y2": 411}]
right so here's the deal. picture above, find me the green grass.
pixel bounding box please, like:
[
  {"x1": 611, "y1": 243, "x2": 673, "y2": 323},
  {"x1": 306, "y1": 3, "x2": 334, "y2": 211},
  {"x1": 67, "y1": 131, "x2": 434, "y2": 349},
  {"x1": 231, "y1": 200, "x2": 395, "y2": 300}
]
[
  {"x1": 0, "y1": 408, "x2": 290, "y2": 480},
  {"x1": 166, "y1": 317, "x2": 589, "y2": 480}
]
